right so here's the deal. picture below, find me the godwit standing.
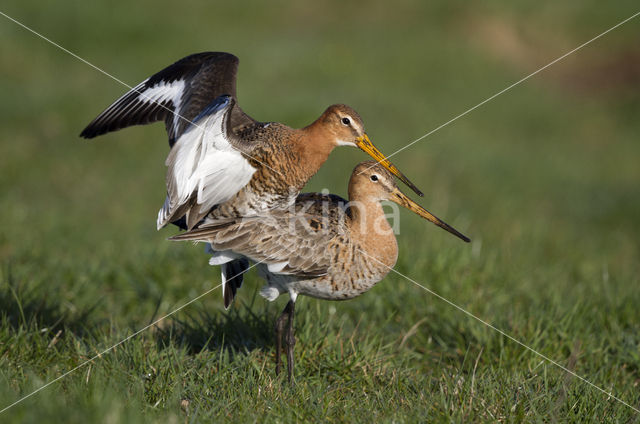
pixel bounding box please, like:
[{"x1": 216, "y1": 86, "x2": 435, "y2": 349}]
[
  {"x1": 80, "y1": 52, "x2": 423, "y2": 306},
  {"x1": 171, "y1": 161, "x2": 469, "y2": 381}
]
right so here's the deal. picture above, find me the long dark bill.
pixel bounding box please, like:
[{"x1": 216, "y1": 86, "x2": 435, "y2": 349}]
[{"x1": 390, "y1": 188, "x2": 470, "y2": 243}]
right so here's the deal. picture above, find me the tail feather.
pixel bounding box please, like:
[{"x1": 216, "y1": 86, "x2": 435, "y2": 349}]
[{"x1": 221, "y1": 258, "x2": 249, "y2": 309}]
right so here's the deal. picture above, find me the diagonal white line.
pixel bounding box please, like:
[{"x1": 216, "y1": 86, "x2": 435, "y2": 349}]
[
  {"x1": 0, "y1": 9, "x2": 292, "y2": 413},
  {"x1": 0, "y1": 243, "x2": 287, "y2": 414},
  {"x1": 0, "y1": 11, "x2": 134, "y2": 98},
  {"x1": 0, "y1": 279, "x2": 214, "y2": 413},
  {"x1": 3, "y1": 4, "x2": 639, "y2": 417},
  {"x1": 359, "y1": 10, "x2": 640, "y2": 176},
  {"x1": 0, "y1": 284, "x2": 207, "y2": 412},
  {"x1": 0, "y1": 10, "x2": 282, "y2": 177},
  {"x1": 356, "y1": 247, "x2": 640, "y2": 415}
]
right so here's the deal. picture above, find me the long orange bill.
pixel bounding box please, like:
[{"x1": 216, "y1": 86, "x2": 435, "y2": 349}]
[
  {"x1": 390, "y1": 188, "x2": 470, "y2": 243},
  {"x1": 356, "y1": 134, "x2": 424, "y2": 197}
]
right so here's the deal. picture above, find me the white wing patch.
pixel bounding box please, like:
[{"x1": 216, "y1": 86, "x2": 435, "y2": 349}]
[
  {"x1": 157, "y1": 102, "x2": 256, "y2": 229},
  {"x1": 137, "y1": 79, "x2": 186, "y2": 136}
]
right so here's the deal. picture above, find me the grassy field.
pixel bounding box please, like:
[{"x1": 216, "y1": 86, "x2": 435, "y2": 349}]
[{"x1": 1, "y1": 1, "x2": 639, "y2": 422}]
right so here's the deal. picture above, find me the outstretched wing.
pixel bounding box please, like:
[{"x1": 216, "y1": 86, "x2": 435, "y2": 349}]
[
  {"x1": 157, "y1": 95, "x2": 256, "y2": 230},
  {"x1": 80, "y1": 52, "x2": 255, "y2": 145},
  {"x1": 170, "y1": 198, "x2": 350, "y2": 277}
]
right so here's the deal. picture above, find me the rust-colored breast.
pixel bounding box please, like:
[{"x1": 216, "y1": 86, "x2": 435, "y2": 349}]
[{"x1": 207, "y1": 123, "x2": 334, "y2": 220}]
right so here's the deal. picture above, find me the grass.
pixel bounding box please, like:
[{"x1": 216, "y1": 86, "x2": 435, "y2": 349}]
[{"x1": 1, "y1": 0, "x2": 640, "y2": 421}]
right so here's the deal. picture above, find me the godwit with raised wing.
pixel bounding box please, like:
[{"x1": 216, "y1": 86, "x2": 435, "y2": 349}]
[
  {"x1": 80, "y1": 52, "x2": 422, "y2": 305},
  {"x1": 171, "y1": 161, "x2": 469, "y2": 381}
]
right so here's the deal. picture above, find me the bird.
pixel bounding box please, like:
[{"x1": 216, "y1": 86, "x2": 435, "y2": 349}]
[
  {"x1": 80, "y1": 52, "x2": 423, "y2": 307},
  {"x1": 170, "y1": 160, "x2": 470, "y2": 381}
]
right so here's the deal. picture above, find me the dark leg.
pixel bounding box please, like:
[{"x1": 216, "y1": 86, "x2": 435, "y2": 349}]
[
  {"x1": 274, "y1": 303, "x2": 289, "y2": 376},
  {"x1": 285, "y1": 300, "x2": 296, "y2": 383},
  {"x1": 274, "y1": 300, "x2": 295, "y2": 381}
]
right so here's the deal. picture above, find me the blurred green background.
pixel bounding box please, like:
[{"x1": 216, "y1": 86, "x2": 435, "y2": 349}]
[{"x1": 1, "y1": 1, "x2": 639, "y2": 421}]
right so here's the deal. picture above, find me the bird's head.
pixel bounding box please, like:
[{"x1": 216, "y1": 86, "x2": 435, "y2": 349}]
[
  {"x1": 320, "y1": 104, "x2": 423, "y2": 197},
  {"x1": 349, "y1": 161, "x2": 470, "y2": 242}
]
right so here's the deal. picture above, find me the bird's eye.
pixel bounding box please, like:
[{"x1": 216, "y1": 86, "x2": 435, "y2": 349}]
[
  {"x1": 341, "y1": 117, "x2": 351, "y2": 126},
  {"x1": 370, "y1": 175, "x2": 378, "y2": 182}
]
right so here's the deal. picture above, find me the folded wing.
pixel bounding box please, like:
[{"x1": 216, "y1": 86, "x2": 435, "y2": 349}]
[{"x1": 169, "y1": 204, "x2": 349, "y2": 278}]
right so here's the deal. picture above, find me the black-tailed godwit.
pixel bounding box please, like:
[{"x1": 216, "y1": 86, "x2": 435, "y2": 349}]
[
  {"x1": 80, "y1": 52, "x2": 423, "y2": 305},
  {"x1": 171, "y1": 161, "x2": 469, "y2": 381}
]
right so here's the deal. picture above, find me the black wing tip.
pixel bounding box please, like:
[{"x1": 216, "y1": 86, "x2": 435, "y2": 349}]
[
  {"x1": 79, "y1": 123, "x2": 120, "y2": 139},
  {"x1": 79, "y1": 126, "x2": 99, "y2": 139}
]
